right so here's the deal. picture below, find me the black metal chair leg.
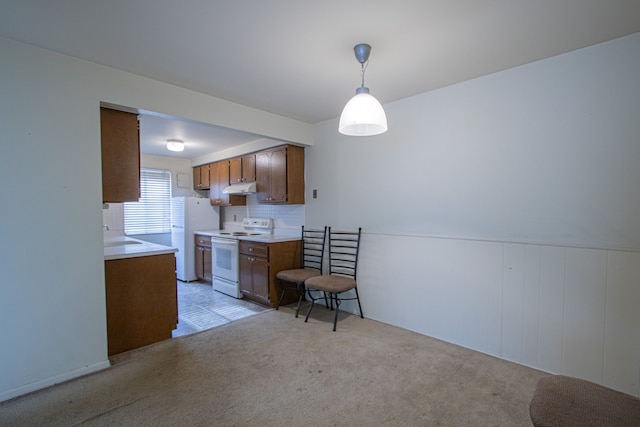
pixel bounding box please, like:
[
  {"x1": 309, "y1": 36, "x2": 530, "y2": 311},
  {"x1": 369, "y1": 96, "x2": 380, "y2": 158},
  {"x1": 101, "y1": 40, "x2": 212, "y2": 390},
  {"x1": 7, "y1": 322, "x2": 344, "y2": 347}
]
[
  {"x1": 275, "y1": 278, "x2": 286, "y2": 311},
  {"x1": 294, "y1": 283, "x2": 305, "y2": 318},
  {"x1": 332, "y1": 294, "x2": 341, "y2": 331},
  {"x1": 304, "y1": 292, "x2": 316, "y2": 323},
  {"x1": 354, "y1": 287, "x2": 364, "y2": 318}
]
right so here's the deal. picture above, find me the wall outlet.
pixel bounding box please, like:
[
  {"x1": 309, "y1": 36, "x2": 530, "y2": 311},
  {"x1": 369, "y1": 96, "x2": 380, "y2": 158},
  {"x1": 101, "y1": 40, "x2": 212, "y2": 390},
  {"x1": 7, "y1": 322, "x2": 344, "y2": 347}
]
[{"x1": 313, "y1": 189, "x2": 317, "y2": 199}]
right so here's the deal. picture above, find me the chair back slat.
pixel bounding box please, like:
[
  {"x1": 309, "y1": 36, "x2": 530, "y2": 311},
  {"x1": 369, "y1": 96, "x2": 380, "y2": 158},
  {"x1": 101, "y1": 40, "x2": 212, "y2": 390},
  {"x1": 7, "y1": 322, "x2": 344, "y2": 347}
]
[
  {"x1": 327, "y1": 227, "x2": 362, "y2": 279},
  {"x1": 301, "y1": 226, "x2": 328, "y2": 272}
]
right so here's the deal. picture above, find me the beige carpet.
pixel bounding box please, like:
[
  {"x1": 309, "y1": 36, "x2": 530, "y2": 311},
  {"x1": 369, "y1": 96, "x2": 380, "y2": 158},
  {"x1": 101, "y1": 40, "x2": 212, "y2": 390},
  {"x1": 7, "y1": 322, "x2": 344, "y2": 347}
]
[{"x1": 1, "y1": 306, "x2": 545, "y2": 426}]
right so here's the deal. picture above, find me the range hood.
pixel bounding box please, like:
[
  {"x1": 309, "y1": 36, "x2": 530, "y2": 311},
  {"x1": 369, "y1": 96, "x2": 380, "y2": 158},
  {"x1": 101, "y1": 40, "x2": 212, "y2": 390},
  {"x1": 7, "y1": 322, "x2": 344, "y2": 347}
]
[{"x1": 223, "y1": 182, "x2": 257, "y2": 194}]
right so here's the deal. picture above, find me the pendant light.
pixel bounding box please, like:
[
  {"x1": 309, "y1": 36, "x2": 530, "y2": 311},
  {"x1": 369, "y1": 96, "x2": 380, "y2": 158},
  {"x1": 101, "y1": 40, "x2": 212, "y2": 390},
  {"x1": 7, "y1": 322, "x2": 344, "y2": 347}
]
[{"x1": 339, "y1": 43, "x2": 388, "y2": 136}]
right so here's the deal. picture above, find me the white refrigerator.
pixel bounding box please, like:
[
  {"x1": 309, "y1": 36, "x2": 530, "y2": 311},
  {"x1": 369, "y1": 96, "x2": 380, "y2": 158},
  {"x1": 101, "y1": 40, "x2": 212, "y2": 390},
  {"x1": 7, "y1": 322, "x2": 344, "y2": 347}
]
[{"x1": 171, "y1": 197, "x2": 219, "y2": 281}]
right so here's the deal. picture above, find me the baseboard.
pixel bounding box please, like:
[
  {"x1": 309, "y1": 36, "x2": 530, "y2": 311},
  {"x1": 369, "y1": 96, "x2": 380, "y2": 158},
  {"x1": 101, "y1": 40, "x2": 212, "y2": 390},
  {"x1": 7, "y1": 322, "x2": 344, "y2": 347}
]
[{"x1": 0, "y1": 360, "x2": 111, "y2": 403}]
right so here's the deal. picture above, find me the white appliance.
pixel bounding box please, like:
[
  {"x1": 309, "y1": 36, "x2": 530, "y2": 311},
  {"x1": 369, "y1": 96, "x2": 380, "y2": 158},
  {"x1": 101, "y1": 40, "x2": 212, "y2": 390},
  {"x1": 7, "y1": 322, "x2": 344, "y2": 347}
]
[
  {"x1": 210, "y1": 218, "x2": 273, "y2": 298},
  {"x1": 171, "y1": 197, "x2": 219, "y2": 281}
]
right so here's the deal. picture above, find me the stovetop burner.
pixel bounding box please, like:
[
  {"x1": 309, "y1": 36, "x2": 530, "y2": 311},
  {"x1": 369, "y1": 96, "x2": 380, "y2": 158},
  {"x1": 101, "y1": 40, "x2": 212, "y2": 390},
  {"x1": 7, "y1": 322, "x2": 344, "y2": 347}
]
[{"x1": 211, "y1": 218, "x2": 273, "y2": 239}]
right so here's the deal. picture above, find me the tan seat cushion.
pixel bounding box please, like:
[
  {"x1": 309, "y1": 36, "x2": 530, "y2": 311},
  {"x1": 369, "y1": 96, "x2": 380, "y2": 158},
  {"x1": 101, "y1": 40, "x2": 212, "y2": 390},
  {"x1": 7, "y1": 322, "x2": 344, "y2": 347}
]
[
  {"x1": 276, "y1": 268, "x2": 320, "y2": 283},
  {"x1": 530, "y1": 375, "x2": 640, "y2": 427},
  {"x1": 305, "y1": 275, "x2": 356, "y2": 293}
]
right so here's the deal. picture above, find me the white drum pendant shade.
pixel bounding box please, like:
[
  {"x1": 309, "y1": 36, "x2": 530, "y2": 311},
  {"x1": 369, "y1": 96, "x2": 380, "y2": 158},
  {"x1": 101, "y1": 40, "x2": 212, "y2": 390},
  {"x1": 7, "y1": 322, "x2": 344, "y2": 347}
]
[
  {"x1": 339, "y1": 90, "x2": 388, "y2": 136},
  {"x1": 339, "y1": 43, "x2": 388, "y2": 136}
]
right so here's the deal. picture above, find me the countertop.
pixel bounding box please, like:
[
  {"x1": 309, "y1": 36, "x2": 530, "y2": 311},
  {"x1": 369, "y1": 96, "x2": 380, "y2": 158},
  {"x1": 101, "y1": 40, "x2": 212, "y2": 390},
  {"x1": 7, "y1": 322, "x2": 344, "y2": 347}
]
[
  {"x1": 104, "y1": 236, "x2": 178, "y2": 261},
  {"x1": 194, "y1": 229, "x2": 301, "y2": 243}
]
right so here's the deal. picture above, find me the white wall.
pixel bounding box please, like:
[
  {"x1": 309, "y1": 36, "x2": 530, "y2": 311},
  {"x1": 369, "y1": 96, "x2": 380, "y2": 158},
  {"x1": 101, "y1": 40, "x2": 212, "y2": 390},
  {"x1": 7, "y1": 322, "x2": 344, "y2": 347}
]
[
  {"x1": 307, "y1": 33, "x2": 640, "y2": 396},
  {"x1": 0, "y1": 37, "x2": 311, "y2": 402}
]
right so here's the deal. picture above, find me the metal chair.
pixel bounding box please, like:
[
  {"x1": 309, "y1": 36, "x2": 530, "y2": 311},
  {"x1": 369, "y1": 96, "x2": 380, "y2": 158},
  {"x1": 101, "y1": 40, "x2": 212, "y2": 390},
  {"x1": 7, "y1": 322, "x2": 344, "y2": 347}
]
[
  {"x1": 304, "y1": 227, "x2": 363, "y2": 331},
  {"x1": 275, "y1": 226, "x2": 327, "y2": 317}
]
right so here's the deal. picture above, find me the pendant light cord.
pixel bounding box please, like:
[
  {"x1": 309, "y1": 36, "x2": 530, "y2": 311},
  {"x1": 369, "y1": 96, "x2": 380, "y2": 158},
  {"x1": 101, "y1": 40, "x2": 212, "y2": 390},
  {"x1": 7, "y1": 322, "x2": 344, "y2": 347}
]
[{"x1": 360, "y1": 60, "x2": 369, "y2": 88}]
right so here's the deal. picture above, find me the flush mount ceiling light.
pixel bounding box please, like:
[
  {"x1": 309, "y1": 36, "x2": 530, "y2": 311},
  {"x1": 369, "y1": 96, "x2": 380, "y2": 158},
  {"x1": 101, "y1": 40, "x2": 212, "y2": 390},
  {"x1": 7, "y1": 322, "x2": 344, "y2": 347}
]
[
  {"x1": 339, "y1": 43, "x2": 388, "y2": 136},
  {"x1": 166, "y1": 139, "x2": 184, "y2": 152}
]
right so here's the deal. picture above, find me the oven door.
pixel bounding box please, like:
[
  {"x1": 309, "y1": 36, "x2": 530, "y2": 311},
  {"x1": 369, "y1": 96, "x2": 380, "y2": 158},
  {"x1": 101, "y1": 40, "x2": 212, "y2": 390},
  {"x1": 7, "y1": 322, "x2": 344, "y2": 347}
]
[{"x1": 211, "y1": 237, "x2": 239, "y2": 283}]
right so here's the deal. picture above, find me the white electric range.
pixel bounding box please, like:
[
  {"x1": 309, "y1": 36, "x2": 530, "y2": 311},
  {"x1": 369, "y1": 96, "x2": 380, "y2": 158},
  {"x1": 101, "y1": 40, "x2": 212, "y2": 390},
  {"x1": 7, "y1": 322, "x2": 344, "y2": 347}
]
[{"x1": 208, "y1": 218, "x2": 274, "y2": 298}]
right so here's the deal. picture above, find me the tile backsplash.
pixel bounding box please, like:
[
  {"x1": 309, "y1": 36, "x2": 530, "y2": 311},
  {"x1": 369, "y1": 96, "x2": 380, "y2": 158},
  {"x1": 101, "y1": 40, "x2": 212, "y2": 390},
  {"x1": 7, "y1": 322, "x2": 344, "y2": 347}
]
[{"x1": 222, "y1": 194, "x2": 304, "y2": 231}]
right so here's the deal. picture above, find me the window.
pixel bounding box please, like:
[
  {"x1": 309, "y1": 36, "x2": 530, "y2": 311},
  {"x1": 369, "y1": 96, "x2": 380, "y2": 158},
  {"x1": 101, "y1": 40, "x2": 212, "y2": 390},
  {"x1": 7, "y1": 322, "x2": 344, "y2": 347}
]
[{"x1": 124, "y1": 168, "x2": 172, "y2": 235}]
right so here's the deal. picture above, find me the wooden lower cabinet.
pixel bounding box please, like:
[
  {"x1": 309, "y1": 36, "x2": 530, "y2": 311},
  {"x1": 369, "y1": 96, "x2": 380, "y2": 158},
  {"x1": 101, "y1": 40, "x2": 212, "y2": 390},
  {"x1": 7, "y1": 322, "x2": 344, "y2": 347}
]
[
  {"x1": 240, "y1": 251, "x2": 270, "y2": 304},
  {"x1": 194, "y1": 234, "x2": 212, "y2": 282},
  {"x1": 239, "y1": 240, "x2": 302, "y2": 307},
  {"x1": 105, "y1": 253, "x2": 177, "y2": 357}
]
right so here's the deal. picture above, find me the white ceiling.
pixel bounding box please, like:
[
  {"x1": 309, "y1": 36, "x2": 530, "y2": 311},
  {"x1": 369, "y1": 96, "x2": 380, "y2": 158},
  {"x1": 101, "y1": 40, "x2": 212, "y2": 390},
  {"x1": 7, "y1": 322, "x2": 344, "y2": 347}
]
[{"x1": 2, "y1": 0, "x2": 639, "y2": 158}]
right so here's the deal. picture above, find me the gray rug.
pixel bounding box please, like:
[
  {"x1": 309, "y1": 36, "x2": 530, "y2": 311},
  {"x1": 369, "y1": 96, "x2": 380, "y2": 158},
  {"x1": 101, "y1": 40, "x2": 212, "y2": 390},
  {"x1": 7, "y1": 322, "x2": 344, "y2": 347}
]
[{"x1": 0, "y1": 307, "x2": 545, "y2": 426}]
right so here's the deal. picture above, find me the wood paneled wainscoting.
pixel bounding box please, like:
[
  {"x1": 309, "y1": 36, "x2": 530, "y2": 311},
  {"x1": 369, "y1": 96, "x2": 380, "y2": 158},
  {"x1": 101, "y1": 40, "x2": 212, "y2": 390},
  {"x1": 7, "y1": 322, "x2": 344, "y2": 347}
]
[{"x1": 355, "y1": 233, "x2": 640, "y2": 397}]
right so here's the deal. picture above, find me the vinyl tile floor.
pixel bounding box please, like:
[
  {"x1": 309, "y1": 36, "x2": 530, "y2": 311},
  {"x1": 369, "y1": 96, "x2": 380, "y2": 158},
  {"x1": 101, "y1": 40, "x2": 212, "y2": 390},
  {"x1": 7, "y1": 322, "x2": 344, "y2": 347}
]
[{"x1": 172, "y1": 280, "x2": 270, "y2": 338}]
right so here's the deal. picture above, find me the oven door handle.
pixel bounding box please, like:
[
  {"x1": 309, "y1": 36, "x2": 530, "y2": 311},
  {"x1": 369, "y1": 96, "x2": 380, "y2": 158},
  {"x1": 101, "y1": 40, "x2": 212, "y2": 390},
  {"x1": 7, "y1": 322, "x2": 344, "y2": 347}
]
[{"x1": 210, "y1": 238, "x2": 239, "y2": 246}]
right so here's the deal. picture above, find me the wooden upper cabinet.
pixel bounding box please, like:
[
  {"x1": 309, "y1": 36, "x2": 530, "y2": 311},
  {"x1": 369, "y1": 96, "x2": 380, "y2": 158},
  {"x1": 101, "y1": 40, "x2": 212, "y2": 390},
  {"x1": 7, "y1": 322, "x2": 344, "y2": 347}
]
[
  {"x1": 229, "y1": 154, "x2": 256, "y2": 184},
  {"x1": 256, "y1": 145, "x2": 304, "y2": 204},
  {"x1": 210, "y1": 160, "x2": 246, "y2": 207},
  {"x1": 229, "y1": 157, "x2": 242, "y2": 184},
  {"x1": 209, "y1": 161, "x2": 227, "y2": 206},
  {"x1": 193, "y1": 164, "x2": 210, "y2": 190},
  {"x1": 242, "y1": 154, "x2": 256, "y2": 182},
  {"x1": 100, "y1": 107, "x2": 140, "y2": 203}
]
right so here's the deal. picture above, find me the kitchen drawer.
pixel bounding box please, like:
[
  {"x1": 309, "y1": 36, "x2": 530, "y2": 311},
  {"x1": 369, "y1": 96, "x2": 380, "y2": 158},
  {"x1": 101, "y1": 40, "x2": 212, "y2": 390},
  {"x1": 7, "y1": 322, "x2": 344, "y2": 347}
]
[
  {"x1": 195, "y1": 234, "x2": 212, "y2": 247},
  {"x1": 240, "y1": 241, "x2": 268, "y2": 258}
]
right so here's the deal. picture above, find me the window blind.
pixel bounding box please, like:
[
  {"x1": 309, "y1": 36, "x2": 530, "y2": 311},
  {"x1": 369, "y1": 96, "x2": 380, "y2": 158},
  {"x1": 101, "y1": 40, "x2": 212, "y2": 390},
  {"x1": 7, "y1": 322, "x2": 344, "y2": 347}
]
[{"x1": 124, "y1": 168, "x2": 172, "y2": 235}]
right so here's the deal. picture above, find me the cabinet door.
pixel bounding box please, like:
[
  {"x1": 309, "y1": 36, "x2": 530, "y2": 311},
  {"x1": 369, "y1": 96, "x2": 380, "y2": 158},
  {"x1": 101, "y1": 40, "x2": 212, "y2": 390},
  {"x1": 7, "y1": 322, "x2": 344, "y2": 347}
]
[
  {"x1": 208, "y1": 162, "x2": 220, "y2": 204},
  {"x1": 239, "y1": 254, "x2": 269, "y2": 305},
  {"x1": 100, "y1": 107, "x2": 140, "y2": 203},
  {"x1": 239, "y1": 254, "x2": 253, "y2": 296},
  {"x1": 209, "y1": 161, "x2": 228, "y2": 206},
  {"x1": 251, "y1": 256, "x2": 270, "y2": 303},
  {"x1": 199, "y1": 165, "x2": 210, "y2": 189},
  {"x1": 193, "y1": 167, "x2": 201, "y2": 190},
  {"x1": 194, "y1": 245, "x2": 212, "y2": 282},
  {"x1": 268, "y1": 148, "x2": 288, "y2": 203},
  {"x1": 242, "y1": 154, "x2": 256, "y2": 182},
  {"x1": 229, "y1": 157, "x2": 243, "y2": 184},
  {"x1": 256, "y1": 151, "x2": 271, "y2": 203},
  {"x1": 193, "y1": 165, "x2": 210, "y2": 190},
  {"x1": 195, "y1": 245, "x2": 205, "y2": 280},
  {"x1": 202, "y1": 246, "x2": 212, "y2": 282},
  {"x1": 256, "y1": 147, "x2": 287, "y2": 203}
]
